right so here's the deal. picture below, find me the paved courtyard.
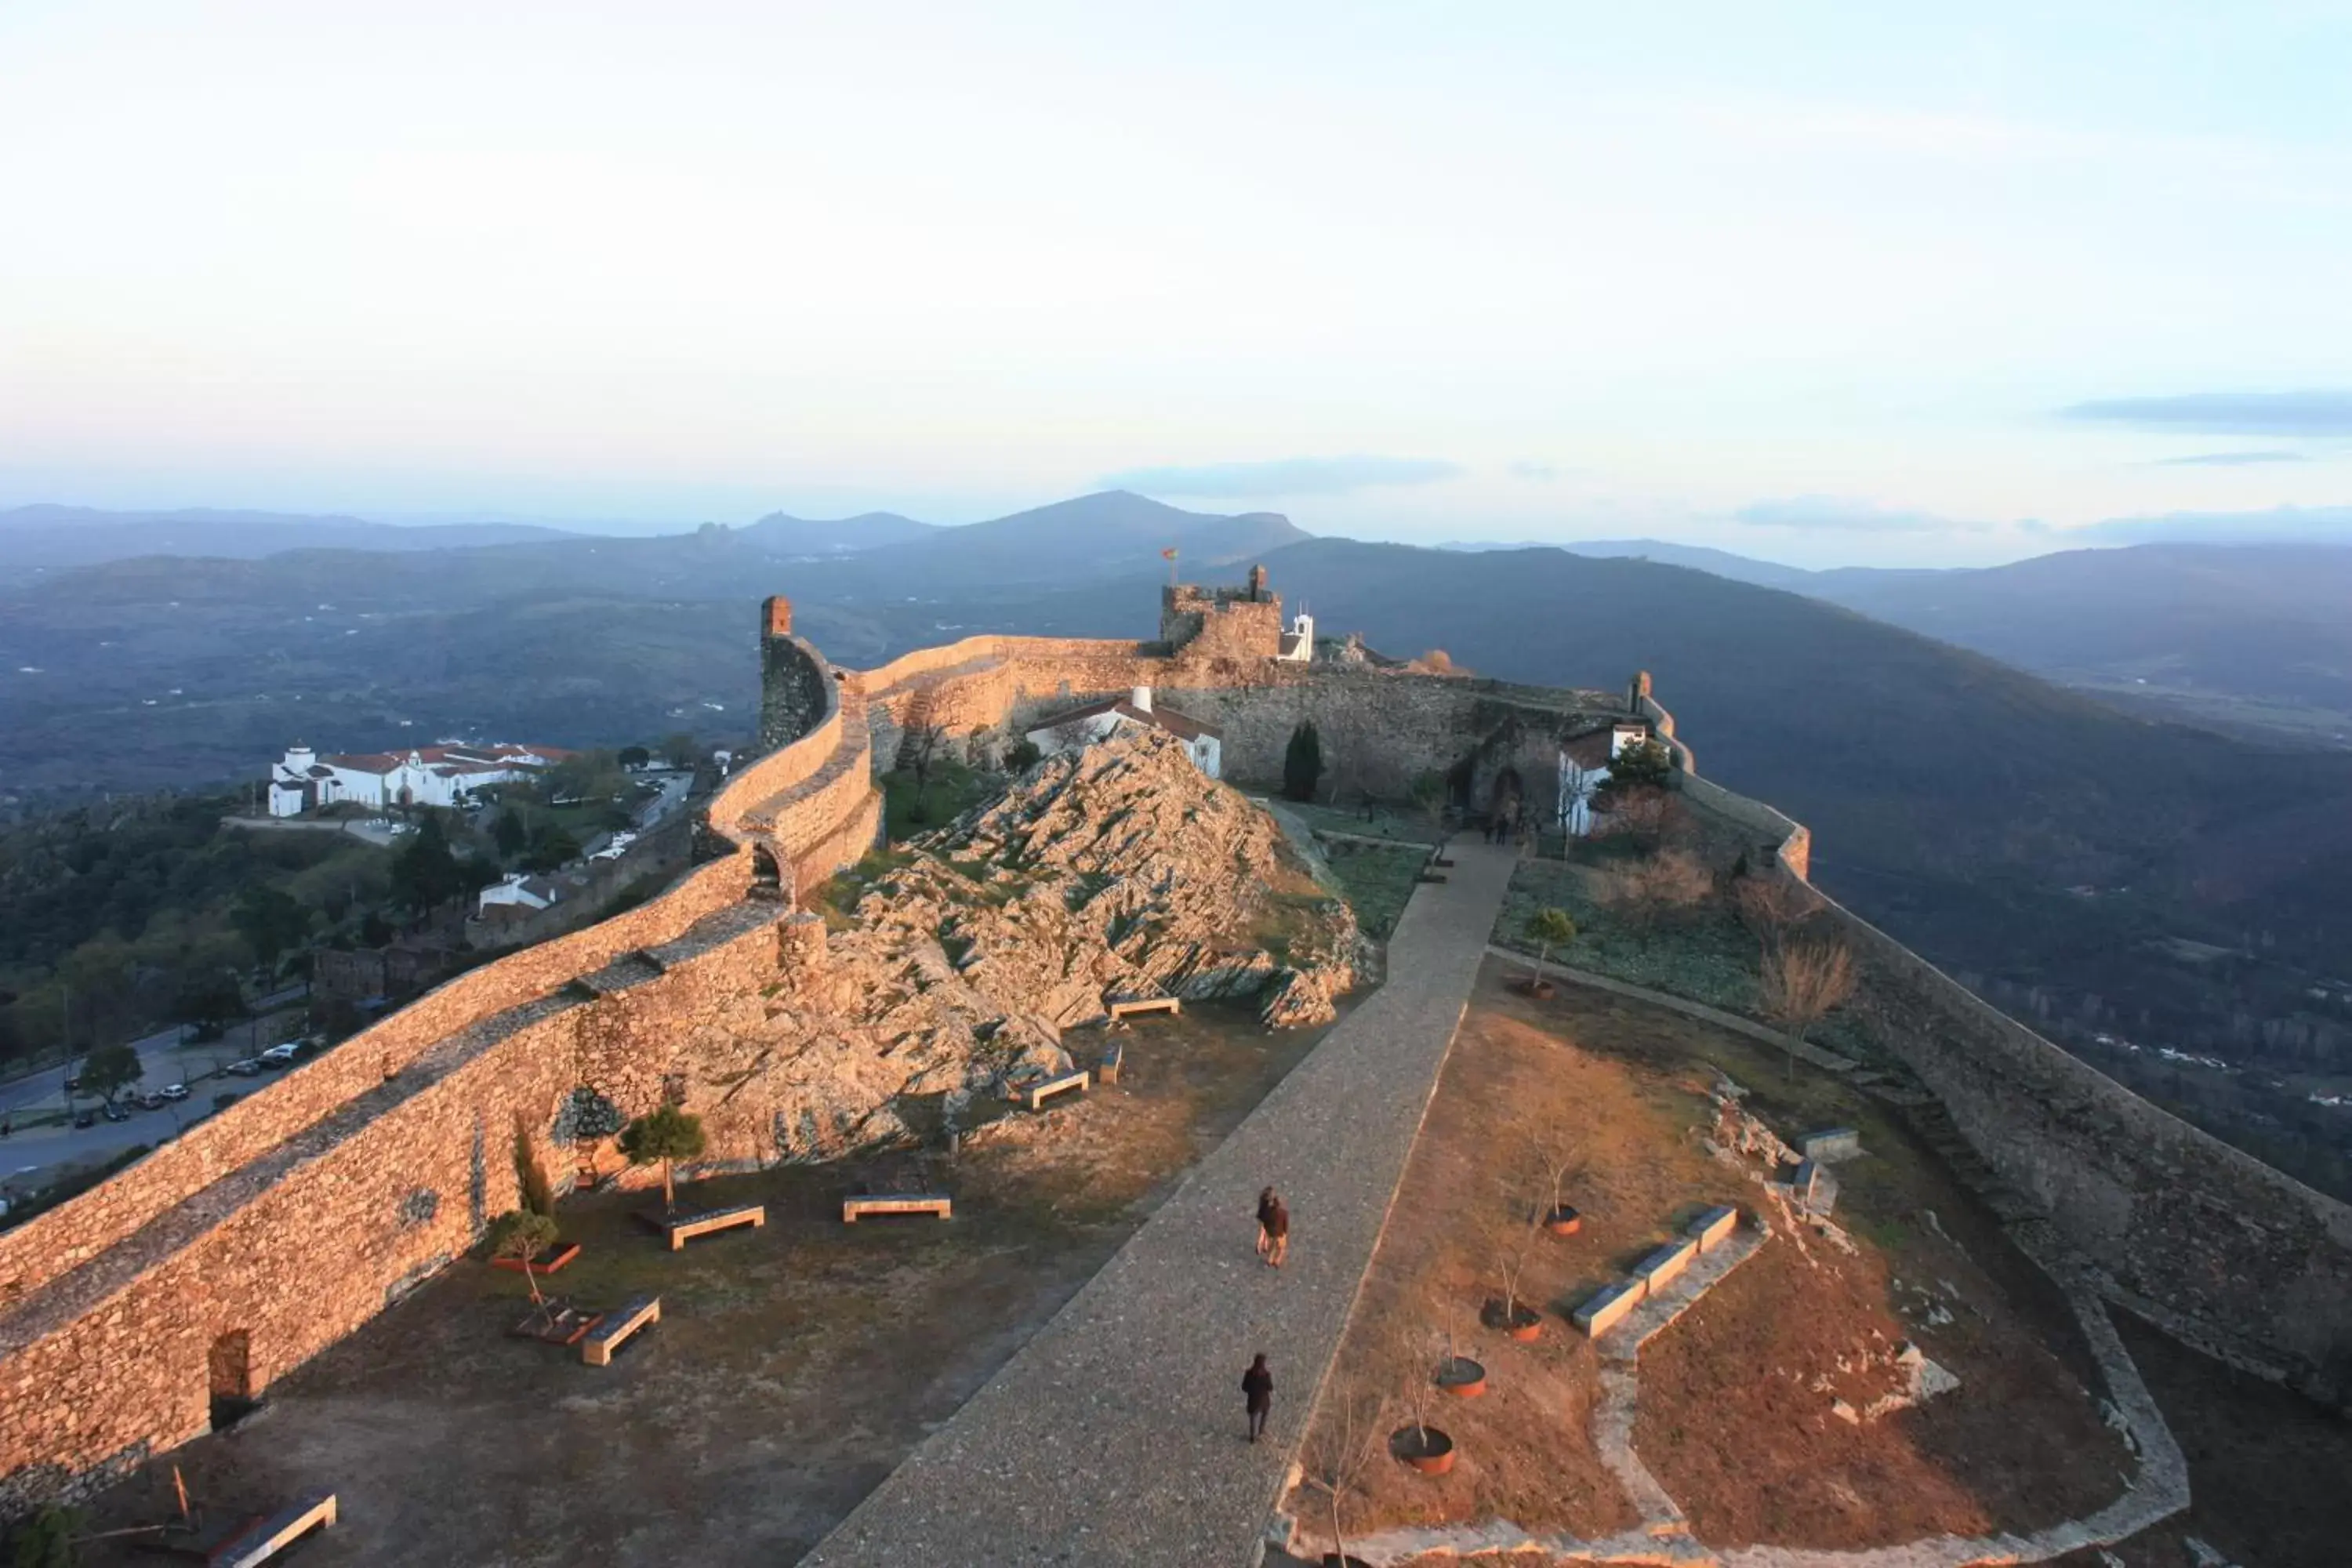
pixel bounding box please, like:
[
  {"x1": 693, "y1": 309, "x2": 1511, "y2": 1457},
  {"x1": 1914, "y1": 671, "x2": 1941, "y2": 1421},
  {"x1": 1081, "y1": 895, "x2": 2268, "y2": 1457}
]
[{"x1": 801, "y1": 836, "x2": 1517, "y2": 1568}]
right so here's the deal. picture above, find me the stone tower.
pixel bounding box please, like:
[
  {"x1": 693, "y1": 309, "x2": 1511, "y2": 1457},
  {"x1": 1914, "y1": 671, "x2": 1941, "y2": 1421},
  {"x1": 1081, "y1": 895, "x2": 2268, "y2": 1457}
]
[{"x1": 759, "y1": 595, "x2": 829, "y2": 751}]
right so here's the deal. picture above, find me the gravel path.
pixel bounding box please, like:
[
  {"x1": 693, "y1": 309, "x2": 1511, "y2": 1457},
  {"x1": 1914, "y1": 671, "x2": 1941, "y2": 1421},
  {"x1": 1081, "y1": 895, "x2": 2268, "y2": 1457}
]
[{"x1": 800, "y1": 837, "x2": 1519, "y2": 1568}]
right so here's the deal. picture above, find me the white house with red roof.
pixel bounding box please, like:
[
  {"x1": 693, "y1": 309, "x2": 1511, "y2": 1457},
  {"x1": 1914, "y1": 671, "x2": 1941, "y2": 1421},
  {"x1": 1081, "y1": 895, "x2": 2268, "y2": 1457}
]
[
  {"x1": 1025, "y1": 686, "x2": 1222, "y2": 778},
  {"x1": 267, "y1": 741, "x2": 572, "y2": 816}
]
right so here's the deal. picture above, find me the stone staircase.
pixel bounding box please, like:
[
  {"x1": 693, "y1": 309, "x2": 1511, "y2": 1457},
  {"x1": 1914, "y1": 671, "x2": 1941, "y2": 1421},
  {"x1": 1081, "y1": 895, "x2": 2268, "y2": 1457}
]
[{"x1": 1861, "y1": 1083, "x2": 2049, "y2": 1225}]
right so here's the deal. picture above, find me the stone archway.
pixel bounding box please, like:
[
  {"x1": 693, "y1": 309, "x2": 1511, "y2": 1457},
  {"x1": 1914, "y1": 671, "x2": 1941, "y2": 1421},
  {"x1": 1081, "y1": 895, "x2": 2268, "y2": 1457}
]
[
  {"x1": 208, "y1": 1329, "x2": 258, "y2": 1431},
  {"x1": 749, "y1": 844, "x2": 786, "y2": 902}
]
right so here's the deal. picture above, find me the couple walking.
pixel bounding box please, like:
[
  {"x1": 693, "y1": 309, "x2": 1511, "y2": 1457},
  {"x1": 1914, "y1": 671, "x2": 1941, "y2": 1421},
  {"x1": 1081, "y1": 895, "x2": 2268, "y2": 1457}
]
[{"x1": 1240, "y1": 1185, "x2": 1293, "y2": 1444}]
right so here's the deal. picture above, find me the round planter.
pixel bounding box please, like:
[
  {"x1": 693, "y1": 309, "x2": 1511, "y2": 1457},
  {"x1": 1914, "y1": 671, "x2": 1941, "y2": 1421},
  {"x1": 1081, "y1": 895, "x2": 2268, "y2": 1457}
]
[
  {"x1": 1511, "y1": 977, "x2": 1556, "y2": 1000},
  {"x1": 1391, "y1": 1424, "x2": 1457, "y2": 1475},
  {"x1": 1436, "y1": 1356, "x2": 1488, "y2": 1399},
  {"x1": 1482, "y1": 1299, "x2": 1544, "y2": 1341},
  {"x1": 1544, "y1": 1205, "x2": 1582, "y2": 1236}
]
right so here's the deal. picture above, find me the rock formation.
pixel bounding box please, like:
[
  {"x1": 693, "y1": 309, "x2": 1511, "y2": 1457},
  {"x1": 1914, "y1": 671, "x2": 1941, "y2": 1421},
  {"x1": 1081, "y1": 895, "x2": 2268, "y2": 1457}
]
[{"x1": 659, "y1": 728, "x2": 1359, "y2": 1161}]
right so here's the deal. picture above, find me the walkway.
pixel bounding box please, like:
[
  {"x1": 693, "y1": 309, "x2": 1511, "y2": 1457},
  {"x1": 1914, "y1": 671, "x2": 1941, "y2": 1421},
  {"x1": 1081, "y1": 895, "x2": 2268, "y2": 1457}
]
[{"x1": 800, "y1": 837, "x2": 1520, "y2": 1568}]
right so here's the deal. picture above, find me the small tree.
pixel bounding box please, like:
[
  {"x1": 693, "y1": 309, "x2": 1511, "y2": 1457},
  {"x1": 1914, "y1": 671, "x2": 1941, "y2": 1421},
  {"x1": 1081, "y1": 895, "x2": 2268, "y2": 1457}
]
[
  {"x1": 904, "y1": 718, "x2": 950, "y2": 797},
  {"x1": 512, "y1": 1113, "x2": 557, "y2": 1219},
  {"x1": 492, "y1": 808, "x2": 528, "y2": 857},
  {"x1": 1601, "y1": 849, "x2": 1713, "y2": 931},
  {"x1": 1282, "y1": 720, "x2": 1323, "y2": 803},
  {"x1": 79, "y1": 1040, "x2": 143, "y2": 1106},
  {"x1": 1524, "y1": 907, "x2": 1575, "y2": 985},
  {"x1": 618, "y1": 745, "x2": 652, "y2": 771},
  {"x1": 1410, "y1": 769, "x2": 1449, "y2": 837},
  {"x1": 1761, "y1": 935, "x2": 1858, "y2": 1081},
  {"x1": 9, "y1": 1503, "x2": 80, "y2": 1568},
  {"x1": 619, "y1": 1104, "x2": 706, "y2": 1214},
  {"x1": 1298, "y1": 1373, "x2": 1388, "y2": 1568},
  {"x1": 1609, "y1": 736, "x2": 1674, "y2": 789},
  {"x1": 486, "y1": 1209, "x2": 561, "y2": 1310},
  {"x1": 1733, "y1": 874, "x2": 1817, "y2": 959},
  {"x1": 1003, "y1": 736, "x2": 1043, "y2": 771}
]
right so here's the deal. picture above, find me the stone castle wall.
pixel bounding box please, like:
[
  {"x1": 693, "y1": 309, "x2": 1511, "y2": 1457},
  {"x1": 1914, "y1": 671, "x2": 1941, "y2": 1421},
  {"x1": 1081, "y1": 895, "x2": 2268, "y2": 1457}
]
[
  {"x1": 1659, "y1": 731, "x2": 2352, "y2": 1405},
  {"x1": 10, "y1": 575, "x2": 2352, "y2": 1515}
]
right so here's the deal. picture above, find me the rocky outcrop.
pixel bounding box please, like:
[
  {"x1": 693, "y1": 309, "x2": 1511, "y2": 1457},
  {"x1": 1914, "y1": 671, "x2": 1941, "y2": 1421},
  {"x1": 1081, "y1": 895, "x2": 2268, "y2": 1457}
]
[{"x1": 668, "y1": 729, "x2": 1359, "y2": 1161}]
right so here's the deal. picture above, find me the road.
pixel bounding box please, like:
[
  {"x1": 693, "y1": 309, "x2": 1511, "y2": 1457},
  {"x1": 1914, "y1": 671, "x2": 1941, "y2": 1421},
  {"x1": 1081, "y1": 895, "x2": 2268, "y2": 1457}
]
[{"x1": 0, "y1": 985, "x2": 309, "y2": 1187}]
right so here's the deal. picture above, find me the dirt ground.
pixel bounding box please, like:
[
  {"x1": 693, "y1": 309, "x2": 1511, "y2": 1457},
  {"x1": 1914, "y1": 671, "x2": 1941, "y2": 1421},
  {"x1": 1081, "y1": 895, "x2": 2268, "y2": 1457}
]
[
  {"x1": 75, "y1": 1000, "x2": 1331, "y2": 1568},
  {"x1": 1290, "y1": 959, "x2": 2136, "y2": 1559}
]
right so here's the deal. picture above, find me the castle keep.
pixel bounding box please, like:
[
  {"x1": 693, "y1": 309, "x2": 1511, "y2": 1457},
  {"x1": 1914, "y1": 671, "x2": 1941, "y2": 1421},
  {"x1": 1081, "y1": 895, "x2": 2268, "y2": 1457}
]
[{"x1": 2, "y1": 568, "x2": 2348, "y2": 1515}]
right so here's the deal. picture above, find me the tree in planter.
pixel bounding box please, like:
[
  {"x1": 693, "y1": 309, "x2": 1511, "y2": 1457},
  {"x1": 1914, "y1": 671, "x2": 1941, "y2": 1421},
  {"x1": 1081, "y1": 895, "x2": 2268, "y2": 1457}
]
[
  {"x1": 1523, "y1": 907, "x2": 1575, "y2": 988},
  {"x1": 1484, "y1": 1176, "x2": 1543, "y2": 1334},
  {"x1": 79, "y1": 1040, "x2": 143, "y2": 1107},
  {"x1": 1298, "y1": 1371, "x2": 1388, "y2": 1566},
  {"x1": 619, "y1": 1104, "x2": 706, "y2": 1214},
  {"x1": 1282, "y1": 721, "x2": 1323, "y2": 803},
  {"x1": 1538, "y1": 1126, "x2": 1588, "y2": 1228},
  {"x1": 486, "y1": 1209, "x2": 561, "y2": 1314},
  {"x1": 511, "y1": 1113, "x2": 557, "y2": 1219},
  {"x1": 1760, "y1": 935, "x2": 1857, "y2": 1082}
]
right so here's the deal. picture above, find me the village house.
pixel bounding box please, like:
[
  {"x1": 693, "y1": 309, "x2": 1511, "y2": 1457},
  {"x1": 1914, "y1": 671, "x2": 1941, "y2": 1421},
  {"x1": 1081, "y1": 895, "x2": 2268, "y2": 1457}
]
[
  {"x1": 1025, "y1": 685, "x2": 1223, "y2": 778},
  {"x1": 267, "y1": 741, "x2": 571, "y2": 817}
]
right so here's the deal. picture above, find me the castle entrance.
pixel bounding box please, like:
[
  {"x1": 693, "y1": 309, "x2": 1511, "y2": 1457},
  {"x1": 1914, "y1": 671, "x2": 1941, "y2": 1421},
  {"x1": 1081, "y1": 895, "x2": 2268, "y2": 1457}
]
[
  {"x1": 1490, "y1": 767, "x2": 1525, "y2": 826},
  {"x1": 208, "y1": 1329, "x2": 260, "y2": 1431},
  {"x1": 750, "y1": 844, "x2": 785, "y2": 901}
]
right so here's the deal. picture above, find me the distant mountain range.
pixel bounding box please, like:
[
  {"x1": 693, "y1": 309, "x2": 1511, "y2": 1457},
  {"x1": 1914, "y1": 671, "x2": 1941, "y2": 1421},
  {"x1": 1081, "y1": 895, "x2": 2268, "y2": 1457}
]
[{"x1": 0, "y1": 505, "x2": 576, "y2": 582}]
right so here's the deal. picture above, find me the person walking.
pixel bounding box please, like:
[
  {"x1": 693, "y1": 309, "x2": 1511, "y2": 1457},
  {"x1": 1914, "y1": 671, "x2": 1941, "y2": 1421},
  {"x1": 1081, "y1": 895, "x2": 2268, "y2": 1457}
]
[
  {"x1": 1255, "y1": 1186, "x2": 1279, "y2": 1260},
  {"x1": 1243, "y1": 1352, "x2": 1274, "y2": 1443},
  {"x1": 1264, "y1": 1192, "x2": 1290, "y2": 1268}
]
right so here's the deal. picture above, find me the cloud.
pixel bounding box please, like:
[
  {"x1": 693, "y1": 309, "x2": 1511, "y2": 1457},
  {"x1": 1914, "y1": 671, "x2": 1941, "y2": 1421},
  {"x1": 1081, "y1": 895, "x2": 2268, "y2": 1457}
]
[
  {"x1": 1508, "y1": 460, "x2": 1562, "y2": 481},
  {"x1": 2058, "y1": 390, "x2": 2352, "y2": 437},
  {"x1": 1731, "y1": 495, "x2": 1985, "y2": 535},
  {"x1": 2058, "y1": 504, "x2": 2352, "y2": 546},
  {"x1": 2147, "y1": 449, "x2": 2309, "y2": 466},
  {"x1": 1101, "y1": 456, "x2": 1463, "y2": 499}
]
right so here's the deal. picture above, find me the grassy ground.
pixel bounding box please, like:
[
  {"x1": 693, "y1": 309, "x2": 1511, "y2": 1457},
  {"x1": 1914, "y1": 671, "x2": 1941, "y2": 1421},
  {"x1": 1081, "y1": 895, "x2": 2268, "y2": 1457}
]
[
  {"x1": 1315, "y1": 840, "x2": 1426, "y2": 940},
  {"x1": 877, "y1": 762, "x2": 1000, "y2": 842},
  {"x1": 1288, "y1": 960, "x2": 2131, "y2": 1557},
  {"x1": 78, "y1": 1000, "x2": 1338, "y2": 1568},
  {"x1": 1265, "y1": 797, "x2": 1450, "y2": 848}
]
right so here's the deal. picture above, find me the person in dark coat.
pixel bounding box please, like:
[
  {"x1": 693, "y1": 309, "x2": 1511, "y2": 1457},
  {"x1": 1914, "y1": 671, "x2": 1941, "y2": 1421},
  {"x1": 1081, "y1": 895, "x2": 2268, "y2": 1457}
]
[
  {"x1": 1255, "y1": 1186, "x2": 1279, "y2": 1259},
  {"x1": 1243, "y1": 1352, "x2": 1274, "y2": 1442},
  {"x1": 1264, "y1": 1195, "x2": 1290, "y2": 1268}
]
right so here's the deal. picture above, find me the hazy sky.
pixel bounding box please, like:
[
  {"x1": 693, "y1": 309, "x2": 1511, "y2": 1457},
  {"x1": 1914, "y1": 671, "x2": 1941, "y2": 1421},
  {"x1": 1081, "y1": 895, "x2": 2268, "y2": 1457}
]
[{"x1": 3, "y1": 2, "x2": 2349, "y2": 564}]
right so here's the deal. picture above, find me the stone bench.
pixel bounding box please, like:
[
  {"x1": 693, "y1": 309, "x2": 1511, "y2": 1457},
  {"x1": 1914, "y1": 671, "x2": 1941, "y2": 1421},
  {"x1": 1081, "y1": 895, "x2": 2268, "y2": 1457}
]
[
  {"x1": 1023, "y1": 1070, "x2": 1089, "y2": 1111},
  {"x1": 582, "y1": 1295, "x2": 661, "y2": 1366},
  {"x1": 1686, "y1": 1205, "x2": 1740, "y2": 1253},
  {"x1": 1098, "y1": 1040, "x2": 1123, "y2": 1085},
  {"x1": 1633, "y1": 1238, "x2": 1698, "y2": 1293},
  {"x1": 1800, "y1": 1127, "x2": 1863, "y2": 1162},
  {"x1": 640, "y1": 1203, "x2": 766, "y2": 1250},
  {"x1": 843, "y1": 1192, "x2": 953, "y2": 1223},
  {"x1": 1107, "y1": 996, "x2": 1180, "y2": 1020},
  {"x1": 213, "y1": 1490, "x2": 338, "y2": 1567},
  {"x1": 1572, "y1": 1279, "x2": 1645, "y2": 1337}
]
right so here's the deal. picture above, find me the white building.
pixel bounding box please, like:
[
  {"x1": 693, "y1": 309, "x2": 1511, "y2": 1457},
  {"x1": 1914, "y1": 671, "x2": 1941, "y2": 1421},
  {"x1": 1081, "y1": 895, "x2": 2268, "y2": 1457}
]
[
  {"x1": 268, "y1": 741, "x2": 572, "y2": 817},
  {"x1": 1278, "y1": 609, "x2": 1315, "y2": 662},
  {"x1": 1557, "y1": 721, "x2": 1654, "y2": 837},
  {"x1": 1025, "y1": 686, "x2": 1223, "y2": 779},
  {"x1": 477, "y1": 873, "x2": 564, "y2": 915}
]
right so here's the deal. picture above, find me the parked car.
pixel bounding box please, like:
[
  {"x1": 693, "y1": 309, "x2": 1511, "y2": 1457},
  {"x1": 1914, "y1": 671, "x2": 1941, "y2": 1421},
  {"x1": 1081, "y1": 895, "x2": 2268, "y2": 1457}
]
[
  {"x1": 138, "y1": 1091, "x2": 165, "y2": 1111},
  {"x1": 72, "y1": 1111, "x2": 96, "y2": 1130},
  {"x1": 226, "y1": 1058, "x2": 264, "y2": 1077},
  {"x1": 103, "y1": 1104, "x2": 129, "y2": 1123},
  {"x1": 62, "y1": 1073, "x2": 81, "y2": 1092},
  {"x1": 160, "y1": 1083, "x2": 189, "y2": 1101},
  {"x1": 260, "y1": 1043, "x2": 299, "y2": 1067}
]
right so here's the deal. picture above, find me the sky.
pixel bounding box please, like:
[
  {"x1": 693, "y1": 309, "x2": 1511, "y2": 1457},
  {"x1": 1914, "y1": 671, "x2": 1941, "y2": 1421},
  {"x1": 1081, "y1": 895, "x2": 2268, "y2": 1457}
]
[{"x1": 2, "y1": 2, "x2": 2349, "y2": 566}]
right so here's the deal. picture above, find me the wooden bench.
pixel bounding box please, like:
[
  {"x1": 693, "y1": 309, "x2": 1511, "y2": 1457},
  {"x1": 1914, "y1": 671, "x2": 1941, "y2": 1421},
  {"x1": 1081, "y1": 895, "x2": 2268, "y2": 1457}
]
[
  {"x1": 1022, "y1": 1069, "x2": 1089, "y2": 1111},
  {"x1": 638, "y1": 1203, "x2": 765, "y2": 1250},
  {"x1": 210, "y1": 1491, "x2": 338, "y2": 1567},
  {"x1": 1107, "y1": 996, "x2": 1180, "y2": 1020},
  {"x1": 842, "y1": 1192, "x2": 953, "y2": 1223},
  {"x1": 581, "y1": 1295, "x2": 661, "y2": 1366},
  {"x1": 1098, "y1": 1040, "x2": 1123, "y2": 1085}
]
